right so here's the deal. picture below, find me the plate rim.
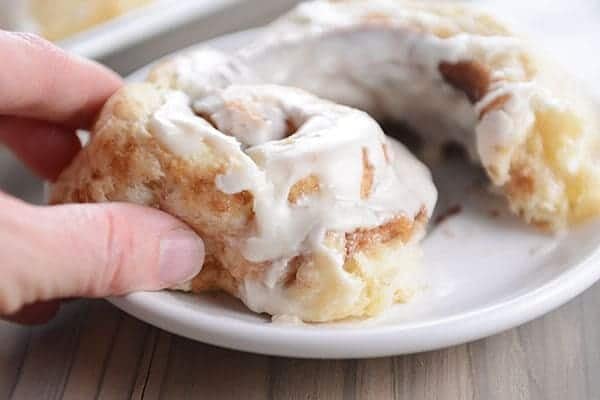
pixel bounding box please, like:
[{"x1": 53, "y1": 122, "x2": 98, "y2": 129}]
[
  {"x1": 109, "y1": 28, "x2": 600, "y2": 359},
  {"x1": 110, "y1": 242, "x2": 600, "y2": 358}
]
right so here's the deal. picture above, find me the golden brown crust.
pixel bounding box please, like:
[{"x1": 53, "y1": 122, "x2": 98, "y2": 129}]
[
  {"x1": 438, "y1": 61, "x2": 491, "y2": 104},
  {"x1": 360, "y1": 148, "x2": 374, "y2": 199},
  {"x1": 362, "y1": 11, "x2": 393, "y2": 26},
  {"x1": 345, "y1": 208, "x2": 426, "y2": 258},
  {"x1": 288, "y1": 175, "x2": 321, "y2": 204},
  {"x1": 479, "y1": 94, "x2": 511, "y2": 119},
  {"x1": 506, "y1": 167, "x2": 535, "y2": 198},
  {"x1": 51, "y1": 84, "x2": 260, "y2": 289}
]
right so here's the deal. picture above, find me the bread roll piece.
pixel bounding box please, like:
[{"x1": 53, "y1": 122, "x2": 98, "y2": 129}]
[{"x1": 51, "y1": 83, "x2": 436, "y2": 322}]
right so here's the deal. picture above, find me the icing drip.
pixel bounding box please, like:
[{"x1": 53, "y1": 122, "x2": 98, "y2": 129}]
[{"x1": 150, "y1": 86, "x2": 436, "y2": 268}]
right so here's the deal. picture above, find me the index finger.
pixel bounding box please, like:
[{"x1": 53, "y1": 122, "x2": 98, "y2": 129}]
[{"x1": 0, "y1": 31, "x2": 123, "y2": 127}]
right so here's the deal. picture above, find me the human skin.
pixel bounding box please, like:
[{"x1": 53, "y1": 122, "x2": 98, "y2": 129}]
[{"x1": 0, "y1": 31, "x2": 205, "y2": 324}]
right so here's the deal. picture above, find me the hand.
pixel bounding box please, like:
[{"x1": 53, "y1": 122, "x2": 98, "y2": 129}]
[{"x1": 0, "y1": 32, "x2": 204, "y2": 324}]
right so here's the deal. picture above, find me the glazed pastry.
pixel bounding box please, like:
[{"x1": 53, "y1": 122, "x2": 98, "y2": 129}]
[
  {"x1": 0, "y1": 0, "x2": 151, "y2": 41},
  {"x1": 246, "y1": 0, "x2": 600, "y2": 230},
  {"x1": 52, "y1": 0, "x2": 600, "y2": 322},
  {"x1": 154, "y1": 0, "x2": 600, "y2": 230},
  {"x1": 50, "y1": 83, "x2": 436, "y2": 322}
]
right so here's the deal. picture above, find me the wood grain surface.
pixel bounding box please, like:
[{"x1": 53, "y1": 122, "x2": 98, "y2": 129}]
[
  {"x1": 0, "y1": 1, "x2": 598, "y2": 398},
  {"x1": 0, "y1": 292, "x2": 598, "y2": 400}
]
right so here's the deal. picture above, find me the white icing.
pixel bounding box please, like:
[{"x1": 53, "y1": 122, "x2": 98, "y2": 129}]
[
  {"x1": 476, "y1": 84, "x2": 535, "y2": 177},
  {"x1": 149, "y1": 90, "x2": 263, "y2": 189},
  {"x1": 231, "y1": 0, "x2": 555, "y2": 184},
  {"x1": 172, "y1": 48, "x2": 258, "y2": 99},
  {"x1": 149, "y1": 85, "x2": 436, "y2": 317},
  {"x1": 161, "y1": 0, "x2": 544, "y2": 185},
  {"x1": 240, "y1": 228, "x2": 424, "y2": 319},
  {"x1": 145, "y1": 0, "x2": 600, "y2": 316},
  {"x1": 150, "y1": 86, "x2": 435, "y2": 269},
  {"x1": 157, "y1": 0, "x2": 600, "y2": 190},
  {"x1": 194, "y1": 86, "x2": 290, "y2": 147}
]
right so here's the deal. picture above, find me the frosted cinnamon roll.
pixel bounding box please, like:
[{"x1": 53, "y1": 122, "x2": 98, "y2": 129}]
[
  {"x1": 153, "y1": 0, "x2": 600, "y2": 230},
  {"x1": 50, "y1": 83, "x2": 436, "y2": 321}
]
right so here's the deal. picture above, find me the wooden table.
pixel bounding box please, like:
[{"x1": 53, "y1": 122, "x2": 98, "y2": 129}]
[
  {"x1": 1, "y1": 278, "x2": 598, "y2": 399},
  {"x1": 1, "y1": 1, "x2": 598, "y2": 398}
]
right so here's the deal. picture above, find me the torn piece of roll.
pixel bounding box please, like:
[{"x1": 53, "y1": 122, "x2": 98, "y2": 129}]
[
  {"x1": 50, "y1": 82, "x2": 436, "y2": 322},
  {"x1": 242, "y1": 0, "x2": 600, "y2": 230},
  {"x1": 153, "y1": 0, "x2": 600, "y2": 230}
]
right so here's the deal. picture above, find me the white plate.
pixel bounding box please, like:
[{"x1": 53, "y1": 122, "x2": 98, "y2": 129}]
[
  {"x1": 110, "y1": 7, "x2": 600, "y2": 358},
  {"x1": 58, "y1": 0, "x2": 243, "y2": 59}
]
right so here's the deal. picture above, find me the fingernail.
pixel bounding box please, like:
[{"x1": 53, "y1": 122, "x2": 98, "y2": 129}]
[{"x1": 159, "y1": 229, "x2": 204, "y2": 285}]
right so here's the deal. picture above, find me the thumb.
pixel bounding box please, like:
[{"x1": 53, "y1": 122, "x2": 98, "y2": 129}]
[{"x1": 0, "y1": 194, "x2": 204, "y2": 315}]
